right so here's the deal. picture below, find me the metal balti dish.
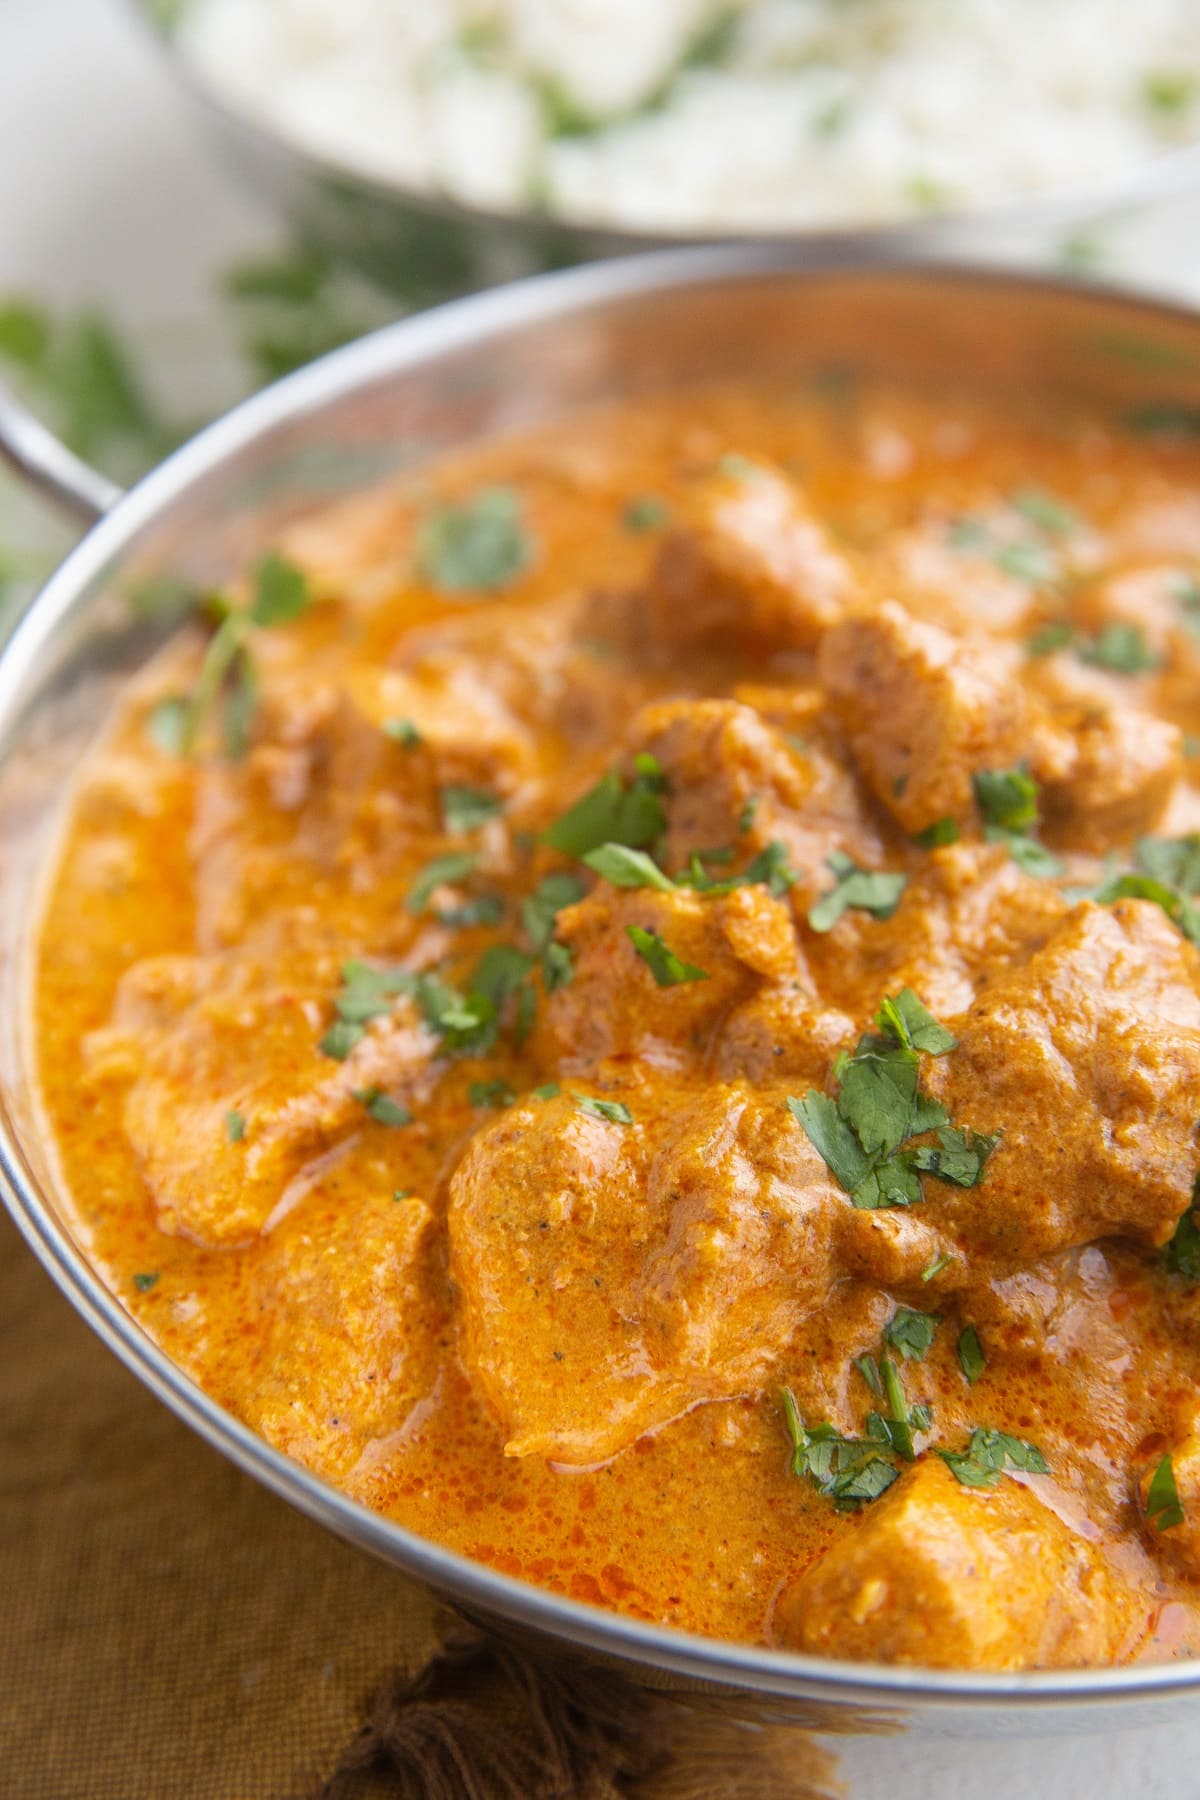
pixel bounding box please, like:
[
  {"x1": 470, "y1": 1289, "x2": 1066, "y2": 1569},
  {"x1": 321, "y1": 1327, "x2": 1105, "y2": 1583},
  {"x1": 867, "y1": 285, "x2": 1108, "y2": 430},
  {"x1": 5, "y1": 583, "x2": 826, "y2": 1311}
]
[
  {"x1": 7, "y1": 254, "x2": 1200, "y2": 1737},
  {"x1": 130, "y1": 1, "x2": 1200, "y2": 293}
]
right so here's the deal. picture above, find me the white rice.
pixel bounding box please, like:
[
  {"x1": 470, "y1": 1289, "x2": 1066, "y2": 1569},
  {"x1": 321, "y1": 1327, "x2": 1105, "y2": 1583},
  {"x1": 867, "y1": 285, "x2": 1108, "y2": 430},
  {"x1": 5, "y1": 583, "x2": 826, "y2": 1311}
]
[{"x1": 179, "y1": 0, "x2": 1200, "y2": 231}]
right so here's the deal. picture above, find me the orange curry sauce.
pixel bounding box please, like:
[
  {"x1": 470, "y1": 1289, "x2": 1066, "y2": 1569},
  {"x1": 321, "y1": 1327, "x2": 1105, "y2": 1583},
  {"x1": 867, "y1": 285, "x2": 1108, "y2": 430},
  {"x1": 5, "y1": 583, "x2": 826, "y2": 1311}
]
[{"x1": 33, "y1": 376, "x2": 1200, "y2": 1667}]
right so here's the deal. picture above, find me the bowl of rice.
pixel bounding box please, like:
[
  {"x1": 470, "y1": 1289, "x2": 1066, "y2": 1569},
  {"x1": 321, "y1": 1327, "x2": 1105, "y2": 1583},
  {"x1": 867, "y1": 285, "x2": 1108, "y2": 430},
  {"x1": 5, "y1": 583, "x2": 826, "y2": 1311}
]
[{"x1": 142, "y1": 0, "x2": 1200, "y2": 286}]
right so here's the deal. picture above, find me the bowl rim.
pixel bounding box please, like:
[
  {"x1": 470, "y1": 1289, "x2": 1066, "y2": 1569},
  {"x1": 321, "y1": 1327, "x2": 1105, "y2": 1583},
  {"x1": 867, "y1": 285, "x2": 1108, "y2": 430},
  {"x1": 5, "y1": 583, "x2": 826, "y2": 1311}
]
[
  {"x1": 9, "y1": 247, "x2": 1200, "y2": 1714},
  {"x1": 131, "y1": 0, "x2": 1200, "y2": 257}
]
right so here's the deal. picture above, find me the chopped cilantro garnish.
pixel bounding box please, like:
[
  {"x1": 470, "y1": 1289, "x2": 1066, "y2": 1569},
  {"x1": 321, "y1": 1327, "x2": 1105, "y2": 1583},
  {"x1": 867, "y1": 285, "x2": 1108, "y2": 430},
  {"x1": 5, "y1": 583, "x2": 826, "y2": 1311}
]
[
  {"x1": 626, "y1": 925, "x2": 710, "y2": 987},
  {"x1": 1123, "y1": 401, "x2": 1200, "y2": 441},
  {"x1": 468, "y1": 1080, "x2": 515, "y2": 1109},
  {"x1": 1093, "y1": 836, "x2": 1200, "y2": 947},
  {"x1": 957, "y1": 1325, "x2": 986, "y2": 1385},
  {"x1": 913, "y1": 817, "x2": 960, "y2": 848},
  {"x1": 521, "y1": 872, "x2": 584, "y2": 950},
  {"x1": 248, "y1": 550, "x2": 309, "y2": 626},
  {"x1": 574, "y1": 1095, "x2": 633, "y2": 1125},
  {"x1": 133, "y1": 1272, "x2": 159, "y2": 1294},
  {"x1": 781, "y1": 1389, "x2": 899, "y2": 1512},
  {"x1": 225, "y1": 1109, "x2": 246, "y2": 1144},
  {"x1": 319, "y1": 1019, "x2": 366, "y2": 1061},
  {"x1": 866, "y1": 1354, "x2": 928, "y2": 1462},
  {"x1": 583, "y1": 843, "x2": 676, "y2": 892},
  {"x1": 352, "y1": 1088, "x2": 412, "y2": 1128},
  {"x1": 855, "y1": 1354, "x2": 883, "y2": 1397},
  {"x1": 788, "y1": 990, "x2": 988, "y2": 1213},
  {"x1": 1027, "y1": 620, "x2": 1074, "y2": 658},
  {"x1": 470, "y1": 945, "x2": 534, "y2": 1007},
  {"x1": 393, "y1": 1189, "x2": 415, "y2": 1201},
  {"x1": 623, "y1": 495, "x2": 669, "y2": 534},
  {"x1": 540, "y1": 941, "x2": 575, "y2": 992},
  {"x1": 807, "y1": 853, "x2": 907, "y2": 933},
  {"x1": 679, "y1": 839, "x2": 798, "y2": 899},
  {"x1": 436, "y1": 894, "x2": 505, "y2": 929},
  {"x1": 531, "y1": 1082, "x2": 562, "y2": 1101},
  {"x1": 417, "y1": 488, "x2": 533, "y2": 593},
  {"x1": 738, "y1": 796, "x2": 759, "y2": 834},
  {"x1": 543, "y1": 763, "x2": 667, "y2": 859},
  {"x1": 441, "y1": 785, "x2": 502, "y2": 834},
  {"x1": 973, "y1": 767, "x2": 1039, "y2": 832},
  {"x1": 334, "y1": 959, "x2": 412, "y2": 1023},
  {"x1": 407, "y1": 851, "x2": 479, "y2": 915},
  {"x1": 1010, "y1": 489, "x2": 1077, "y2": 537},
  {"x1": 986, "y1": 829, "x2": 1065, "y2": 879},
  {"x1": 147, "y1": 695, "x2": 189, "y2": 755},
  {"x1": 1146, "y1": 1453, "x2": 1186, "y2": 1530},
  {"x1": 1077, "y1": 622, "x2": 1161, "y2": 674},
  {"x1": 884, "y1": 1308, "x2": 939, "y2": 1362},
  {"x1": 384, "y1": 718, "x2": 421, "y2": 747},
  {"x1": 937, "y1": 1428, "x2": 1048, "y2": 1489},
  {"x1": 921, "y1": 1252, "x2": 954, "y2": 1283},
  {"x1": 1166, "y1": 1177, "x2": 1200, "y2": 1280}
]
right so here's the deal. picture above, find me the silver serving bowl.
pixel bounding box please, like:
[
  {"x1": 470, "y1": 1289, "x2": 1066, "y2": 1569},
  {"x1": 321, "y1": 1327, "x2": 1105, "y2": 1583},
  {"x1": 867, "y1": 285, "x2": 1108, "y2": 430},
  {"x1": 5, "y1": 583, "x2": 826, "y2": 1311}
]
[
  {"x1": 5, "y1": 254, "x2": 1200, "y2": 1736},
  {"x1": 130, "y1": 0, "x2": 1200, "y2": 293}
]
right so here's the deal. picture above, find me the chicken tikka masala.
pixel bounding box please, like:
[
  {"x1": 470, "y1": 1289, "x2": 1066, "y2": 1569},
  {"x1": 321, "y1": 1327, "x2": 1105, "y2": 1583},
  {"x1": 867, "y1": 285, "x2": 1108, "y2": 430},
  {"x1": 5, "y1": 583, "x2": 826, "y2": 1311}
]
[{"x1": 35, "y1": 371, "x2": 1200, "y2": 1670}]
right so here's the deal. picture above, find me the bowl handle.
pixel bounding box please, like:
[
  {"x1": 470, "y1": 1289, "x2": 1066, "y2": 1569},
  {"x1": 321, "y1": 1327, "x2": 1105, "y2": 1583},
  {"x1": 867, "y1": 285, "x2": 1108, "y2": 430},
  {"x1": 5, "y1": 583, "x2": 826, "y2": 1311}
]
[{"x1": 0, "y1": 387, "x2": 124, "y2": 529}]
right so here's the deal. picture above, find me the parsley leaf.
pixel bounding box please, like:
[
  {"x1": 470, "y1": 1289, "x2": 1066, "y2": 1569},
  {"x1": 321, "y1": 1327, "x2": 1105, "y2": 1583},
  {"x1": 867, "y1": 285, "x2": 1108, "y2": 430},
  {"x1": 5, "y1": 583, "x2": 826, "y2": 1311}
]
[
  {"x1": 807, "y1": 853, "x2": 907, "y2": 933},
  {"x1": 417, "y1": 488, "x2": 533, "y2": 593},
  {"x1": 574, "y1": 1095, "x2": 633, "y2": 1125},
  {"x1": 544, "y1": 763, "x2": 667, "y2": 858},
  {"x1": 938, "y1": 1428, "x2": 1048, "y2": 1489},
  {"x1": 583, "y1": 843, "x2": 676, "y2": 892},
  {"x1": 441, "y1": 785, "x2": 502, "y2": 834},
  {"x1": 1146, "y1": 1453, "x2": 1186, "y2": 1530},
  {"x1": 626, "y1": 925, "x2": 710, "y2": 986},
  {"x1": 885, "y1": 1308, "x2": 939, "y2": 1362}
]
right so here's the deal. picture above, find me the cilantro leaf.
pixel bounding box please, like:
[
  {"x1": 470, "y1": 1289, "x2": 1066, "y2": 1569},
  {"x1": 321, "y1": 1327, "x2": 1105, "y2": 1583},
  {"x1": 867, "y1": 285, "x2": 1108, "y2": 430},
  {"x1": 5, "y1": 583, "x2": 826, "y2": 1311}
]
[
  {"x1": 1010, "y1": 488, "x2": 1077, "y2": 537},
  {"x1": 913, "y1": 817, "x2": 960, "y2": 848},
  {"x1": 938, "y1": 1428, "x2": 1048, "y2": 1489},
  {"x1": 319, "y1": 1019, "x2": 366, "y2": 1060},
  {"x1": 1027, "y1": 620, "x2": 1075, "y2": 658},
  {"x1": 544, "y1": 765, "x2": 666, "y2": 859},
  {"x1": 541, "y1": 941, "x2": 575, "y2": 992},
  {"x1": 835, "y1": 1041, "x2": 919, "y2": 1156},
  {"x1": 957, "y1": 1325, "x2": 986, "y2": 1385},
  {"x1": 574, "y1": 1095, "x2": 633, "y2": 1125},
  {"x1": 247, "y1": 551, "x2": 310, "y2": 626},
  {"x1": 876, "y1": 987, "x2": 957, "y2": 1055},
  {"x1": 910, "y1": 1127, "x2": 999, "y2": 1188},
  {"x1": 225, "y1": 1109, "x2": 247, "y2": 1144},
  {"x1": 885, "y1": 1308, "x2": 940, "y2": 1362},
  {"x1": 1077, "y1": 622, "x2": 1161, "y2": 674},
  {"x1": 781, "y1": 1390, "x2": 899, "y2": 1512},
  {"x1": 384, "y1": 718, "x2": 422, "y2": 747},
  {"x1": 417, "y1": 488, "x2": 533, "y2": 593},
  {"x1": 973, "y1": 767, "x2": 1039, "y2": 832},
  {"x1": 1146, "y1": 1453, "x2": 1186, "y2": 1531},
  {"x1": 468, "y1": 1080, "x2": 515, "y2": 1109},
  {"x1": 583, "y1": 843, "x2": 676, "y2": 892},
  {"x1": 352, "y1": 1087, "x2": 412, "y2": 1127},
  {"x1": 787, "y1": 1092, "x2": 874, "y2": 1194},
  {"x1": 807, "y1": 854, "x2": 906, "y2": 933},
  {"x1": 407, "y1": 851, "x2": 479, "y2": 915},
  {"x1": 985, "y1": 826, "x2": 1065, "y2": 879},
  {"x1": 623, "y1": 495, "x2": 669, "y2": 533},
  {"x1": 1166, "y1": 1181, "x2": 1200, "y2": 1280},
  {"x1": 441, "y1": 785, "x2": 502, "y2": 834},
  {"x1": 521, "y1": 872, "x2": 584, "y2": 950},
  {"x1": 626, "y1": 925, "x2": 709, "y2": 986}
]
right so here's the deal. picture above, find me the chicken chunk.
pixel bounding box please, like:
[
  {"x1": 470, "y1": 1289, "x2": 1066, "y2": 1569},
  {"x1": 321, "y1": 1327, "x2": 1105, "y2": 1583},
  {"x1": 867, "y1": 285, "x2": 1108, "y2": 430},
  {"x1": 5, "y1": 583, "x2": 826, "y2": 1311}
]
[
  {"x1": 1035, "y1": 703, "x2": 1181, "y2": 852},
  {"x1": 538, "y1": 882, "x2": 800, "y2": 1077},
  {"x1": 93, "y1": 951, "x2": 438, "y2": 1246},
  {"x1": 807, "y1": 842, "x2": 1069, "y2": 1019},
  {"x1": 245, "y1": 1191, "x2": 442, "y2": 1478},
  {"x1": 648, "y1": 461, "x2": 852, "y2": 654},
  {"x1": 925, "y1": 901, "x2": 1200, "y2": 1269},
  {"x1": 633, "y1": 696, "x2": 882, "y2": 905},
  {"x1": 819, "y1": 601, "x2": 1033, "y2": 834},
  {"x1": 776, "y1": 1456, "x2": 1141, "y2": 1669},
  {"x1": 448, "y1": 1084, "x2": 849, "y2": 1464}
]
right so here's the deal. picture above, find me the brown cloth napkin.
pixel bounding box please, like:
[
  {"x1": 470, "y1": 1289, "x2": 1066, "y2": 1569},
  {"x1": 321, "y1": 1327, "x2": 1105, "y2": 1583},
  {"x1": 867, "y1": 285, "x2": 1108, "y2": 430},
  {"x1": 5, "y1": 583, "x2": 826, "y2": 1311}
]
[{"x1": 0, "y1": 1209, "x2": 840, "y2": 1799}]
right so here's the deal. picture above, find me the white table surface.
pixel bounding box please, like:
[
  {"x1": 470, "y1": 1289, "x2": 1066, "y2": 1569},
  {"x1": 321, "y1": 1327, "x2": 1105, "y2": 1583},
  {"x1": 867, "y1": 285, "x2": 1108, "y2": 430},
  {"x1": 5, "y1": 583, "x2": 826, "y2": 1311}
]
[{"x1": 6, "y1": 3, "x2": 1200, "y2": 1793}]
